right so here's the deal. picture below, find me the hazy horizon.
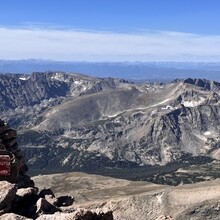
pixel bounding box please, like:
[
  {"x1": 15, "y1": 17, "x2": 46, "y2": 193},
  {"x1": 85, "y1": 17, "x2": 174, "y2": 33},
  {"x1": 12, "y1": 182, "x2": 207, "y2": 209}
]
[{"x1": 1, "y1": 0, "x2": 220, "y2": 62}]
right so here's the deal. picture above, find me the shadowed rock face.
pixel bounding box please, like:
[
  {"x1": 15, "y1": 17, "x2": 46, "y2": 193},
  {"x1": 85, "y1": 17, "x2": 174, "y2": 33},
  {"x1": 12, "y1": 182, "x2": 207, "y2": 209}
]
[{"x1": 0, "y1": 72, "x2": 220, "y2": 173}]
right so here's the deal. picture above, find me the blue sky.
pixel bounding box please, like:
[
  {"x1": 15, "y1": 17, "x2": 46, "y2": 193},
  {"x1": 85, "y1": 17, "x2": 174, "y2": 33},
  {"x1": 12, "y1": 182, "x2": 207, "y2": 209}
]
[{"x1": 0, "y1": 0, "x2": 220, "y2": 61}]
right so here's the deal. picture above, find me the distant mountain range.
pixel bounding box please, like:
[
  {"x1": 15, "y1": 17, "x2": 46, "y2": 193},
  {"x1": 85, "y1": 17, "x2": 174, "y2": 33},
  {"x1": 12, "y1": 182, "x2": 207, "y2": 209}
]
[
  {"x1": 0, "y1": 71, "x2": 219, "y2": 180},
  {"x1": 1, "y1": 60, "x2": 220, "y2": 81}
]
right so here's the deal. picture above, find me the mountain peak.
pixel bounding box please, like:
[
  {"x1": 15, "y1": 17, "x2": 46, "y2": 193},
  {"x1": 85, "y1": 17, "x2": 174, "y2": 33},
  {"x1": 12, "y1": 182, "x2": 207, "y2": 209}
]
[{"x1": 183, "y1": 78, "x2": 220, "y2": 91}]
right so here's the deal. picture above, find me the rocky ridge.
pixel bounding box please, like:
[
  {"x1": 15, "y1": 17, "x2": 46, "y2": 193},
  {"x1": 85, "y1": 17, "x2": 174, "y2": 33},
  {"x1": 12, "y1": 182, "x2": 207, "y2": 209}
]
[{"x1": 0, "y1": 72, "x2": 219, "y2": 176}]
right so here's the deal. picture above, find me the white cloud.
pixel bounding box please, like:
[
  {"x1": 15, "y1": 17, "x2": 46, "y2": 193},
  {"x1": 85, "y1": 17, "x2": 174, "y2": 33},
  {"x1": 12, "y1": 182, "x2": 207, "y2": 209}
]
[{"x1": 0, "y1": 26, "x2": 220, "y2": 61}]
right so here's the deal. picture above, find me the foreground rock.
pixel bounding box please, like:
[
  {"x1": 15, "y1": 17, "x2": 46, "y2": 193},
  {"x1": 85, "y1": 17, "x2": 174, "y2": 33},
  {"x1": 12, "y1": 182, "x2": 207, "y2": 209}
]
[
  {"x1": 0, "y1": 181, "x2": 16, "y2": 214},
  {"x1": 0, "y1": 179, "x2": 113, "y2": 219},
  {"x1": 37, "y1": 210, "x2": 113, "y2": 220},
  {"x1": 0, "y1": 213, "x2": 31, "y2": 220},
  {"x1": 36, "y1": 198, "x2": 61, "y2": 215}
]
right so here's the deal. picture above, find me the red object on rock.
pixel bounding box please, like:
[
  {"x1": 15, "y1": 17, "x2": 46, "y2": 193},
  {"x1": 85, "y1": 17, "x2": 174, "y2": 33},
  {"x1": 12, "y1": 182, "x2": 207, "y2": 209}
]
[{"x1": 0, "y1": 155, "x2": 10, "y2": 176}]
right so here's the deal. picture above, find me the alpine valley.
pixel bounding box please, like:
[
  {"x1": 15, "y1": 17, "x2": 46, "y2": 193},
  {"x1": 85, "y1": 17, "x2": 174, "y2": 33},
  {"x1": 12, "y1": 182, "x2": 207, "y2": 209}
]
[{"x1": 1, "y1": 71, "x2": 220, "y2": 185}]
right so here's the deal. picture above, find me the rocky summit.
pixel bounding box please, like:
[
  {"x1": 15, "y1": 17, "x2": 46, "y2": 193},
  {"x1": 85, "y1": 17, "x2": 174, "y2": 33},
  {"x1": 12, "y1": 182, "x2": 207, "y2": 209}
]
[
  {"x1": 0, "y1": 180, "x2": 113, "y2": 220},
  {"x1": 0, "y1": 72, "x2": 219, "y2": 177},
  {"x1": 33, "y1": 172, "x2": 220, "y2": 220}
]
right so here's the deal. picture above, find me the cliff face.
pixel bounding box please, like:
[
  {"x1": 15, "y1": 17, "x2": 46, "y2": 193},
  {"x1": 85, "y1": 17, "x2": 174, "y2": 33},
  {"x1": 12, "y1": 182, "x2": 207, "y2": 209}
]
[{"x1": 0, "y1": 72, "x2": 219, "y2": 172}]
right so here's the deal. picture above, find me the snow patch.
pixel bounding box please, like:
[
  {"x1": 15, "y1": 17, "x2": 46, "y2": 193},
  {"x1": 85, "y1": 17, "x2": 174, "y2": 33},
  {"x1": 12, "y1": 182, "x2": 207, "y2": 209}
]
[
  {"x1": 82, "y1": 86, "x2": 87, "y2": 91},
  {"x1": 204, "y1": 131, "x2": 212, "y2": 136},
  {"x1": 74, "y1": 80, "x2": 82, "y2": 85},
  {"x1": 23, "y1": 145, "x2": 46, "y2": 148},
  {"x1": 108, "y1": 113, "x2": 120, "y2": 118},
  {"x1": 19, "y1": 76, "x2": 29, "y2": 81},
  {"x1": 51, "y1": 73, "x2": 68, "y2": 81},
  {"x1": 182, "y1": 97, "x2": 206, "y2": 107},
  {"x1": 106, "y1": 98, "x2": 171, "y2": 119},
  {"x1": 162, "y1": 105, "x2": 174, "y2": 110}
]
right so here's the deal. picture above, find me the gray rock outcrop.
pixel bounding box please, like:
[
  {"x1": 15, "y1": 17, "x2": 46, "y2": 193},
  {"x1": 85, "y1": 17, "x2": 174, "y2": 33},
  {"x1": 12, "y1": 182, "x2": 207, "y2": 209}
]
[
  {"x1": 0, "y1": 213, "x2": 31, "y2": 220},
  {"x1": 0, "y1": 181, "x2": 16, "y2": 214},
  {"x1": 0, "y1": 179, "x2": 113, "y2": 220}
]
